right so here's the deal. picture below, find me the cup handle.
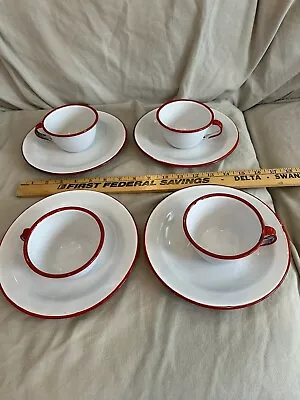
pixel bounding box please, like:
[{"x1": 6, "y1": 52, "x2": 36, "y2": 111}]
[
  {"x1": 20, "y1": 228, "x2": 31, "y2": 242},
  {"x1": 203, "y1": 119, "x2": 223, "y2": 139},
  {"x1": 261, "y1": 225, "x2": 277, "y2": 246},
  {"x1": 35, "y1": 122, "x2": 52, "y2": 141}
]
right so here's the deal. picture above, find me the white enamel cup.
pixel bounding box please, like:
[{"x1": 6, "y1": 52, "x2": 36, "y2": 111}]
[
  {"x1": 20, "y1": 206, "x2": 105, "y2": 278},
  {"x1": 183, "y1": 193, "x2": 277, "y2": 264},
  {"x1": 35, "y1": 104, "x2": 99, "y2": 152},
  {"x1": 156, "y1": 99, "x2": 223, "y2": 149}
]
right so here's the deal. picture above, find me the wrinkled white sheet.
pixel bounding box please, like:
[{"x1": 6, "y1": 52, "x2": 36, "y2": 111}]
[{"x1": 1, "y1": 1, "x2": 300, "y2": 111}]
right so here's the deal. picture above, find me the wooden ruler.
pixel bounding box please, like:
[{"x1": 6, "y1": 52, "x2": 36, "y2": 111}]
[{"x1": 16, "y1": 167, "x2": 300, "y2": 198}]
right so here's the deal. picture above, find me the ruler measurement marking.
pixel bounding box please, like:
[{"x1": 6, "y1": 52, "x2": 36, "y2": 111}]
[{"x1": 16, "y1": 167, "x2": 300, "y2": 197}]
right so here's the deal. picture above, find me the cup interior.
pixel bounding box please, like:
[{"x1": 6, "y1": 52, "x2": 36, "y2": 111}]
[
  {"x1": 26, "y1": 208, "x2": 103, "y2": 276},
  {"x1": 44, "y1": 105, "x2": 97, "y2": 136},
  {"x1": 157, "y1": 100, "x2": 213, "y2": 132},
  {"x1": 184, "y1": 194, "x2": 264, "y2": 258}
]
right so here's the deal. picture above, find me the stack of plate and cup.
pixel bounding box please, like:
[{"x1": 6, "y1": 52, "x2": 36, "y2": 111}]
[{"x1": 0, "y1": 100, "x2": 291, "y2": 317}]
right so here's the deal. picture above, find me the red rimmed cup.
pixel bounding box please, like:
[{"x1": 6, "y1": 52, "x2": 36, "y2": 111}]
[
  {"x1": 183, "y1": 193, "x2": 277, "y2": 264},
  {"x1": 20, "y1": 206, "x2": 105, "y2": 278},
  {"x1": 35, "y1": 104, "x2": 99, "y2": 152},
  {"x1": 156, "y1": 99, "x2": 223, "y2": 149}
]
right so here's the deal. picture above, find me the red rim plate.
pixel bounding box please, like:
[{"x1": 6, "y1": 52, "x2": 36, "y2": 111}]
[
  {"x1": 144, "y1": 186, "x2": 291, "y2": 310},
  {"x1": 134, "y1": 108, "x2": 239, "y2": 168},
  {"x1": 0, "y1": 194, "x2": 139, "y2": 319},
  {"x1": 22, "y1": 111, "x2": 127, "y2": 175}
]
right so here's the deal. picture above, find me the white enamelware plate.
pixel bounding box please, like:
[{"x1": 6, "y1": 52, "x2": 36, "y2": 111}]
[
  {"x1": 0, "y1": 191, "x2": 138, "y2": 318},
  {"x1": 145, "y1": 185, "x2": 290, "y2": 309},
  {"x1": 134, "y1": 108, "x2": 239, "y2": 167},
  {"x1": 22, "y1": 111, "x2": 127, "y2": 174}
]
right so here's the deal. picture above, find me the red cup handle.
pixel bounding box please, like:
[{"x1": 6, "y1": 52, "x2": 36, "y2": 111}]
[
  {"x1": 35, "y1": 122, "x2": 52, "y2": 141},
  {"x1": 204, "y1": 119, "x2": 223, "y2": 139},
  {"x1": 261, "y1": 225, "x2": 277, "y2": 246},
  {"x1": 20, "y1": 228, "x2": 31, "y2": 242}
]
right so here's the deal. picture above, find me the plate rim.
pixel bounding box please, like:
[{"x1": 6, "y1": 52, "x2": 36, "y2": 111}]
[
  {"x1": 21, "y1": 111, "x2": 127, "y2": 175},
  {"x1": 144, "y1": 185, "x2": 291, "y2": 310},
  {"x1": 0, "y1": 191, "x2": 139, "y2": 319},
  {"x1": 134, "y1": 108, "x2": 239, "y2": 168}
]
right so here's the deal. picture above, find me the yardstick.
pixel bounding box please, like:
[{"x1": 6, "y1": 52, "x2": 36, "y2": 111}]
[{"x1": 16, "y1": 167, "x2": 300, "y2": 198}]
